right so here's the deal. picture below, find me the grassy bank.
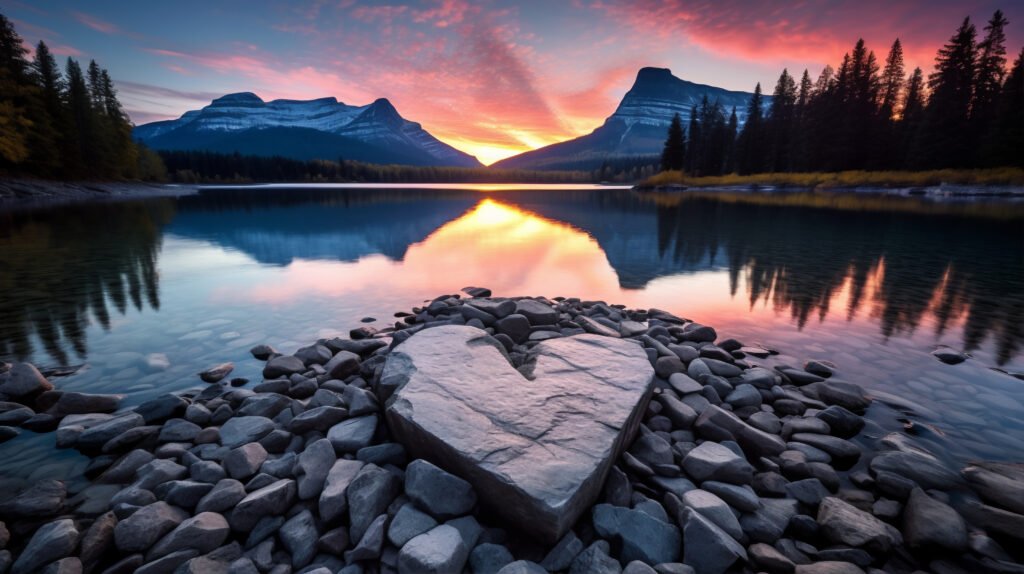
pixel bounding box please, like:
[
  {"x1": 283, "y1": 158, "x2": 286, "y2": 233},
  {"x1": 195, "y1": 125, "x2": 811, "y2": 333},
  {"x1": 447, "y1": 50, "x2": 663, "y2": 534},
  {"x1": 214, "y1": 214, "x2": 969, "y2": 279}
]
[{"x1": 638, "y1": 168, "x2": 1024, "y2": 189}]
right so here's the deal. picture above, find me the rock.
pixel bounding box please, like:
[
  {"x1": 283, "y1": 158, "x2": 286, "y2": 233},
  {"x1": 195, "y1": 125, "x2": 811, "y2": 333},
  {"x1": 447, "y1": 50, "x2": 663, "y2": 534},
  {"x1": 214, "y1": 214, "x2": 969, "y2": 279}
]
[
  {"x1": 49, "y1": 392, "x2": 122, "y2": 415},
  {"x1": 159, "y1": 418, "x2": 201, "y2": 442},
  {"x1": 961, "y1": 501, "x2": 1024, "y2": 542},
  {"x1": 817, "y1": 497, "x2": 900, "y2": 554},
  {"x1": 319, "y1": 459, "x2": 365, "y2": 523},
  {"x1": 679, "y1": 490, "x2": 743, "y2": 541},
  {"x1": 40, "y1": 557, "x2": 81, "y2": 574},
  {"x1": 682, "y1": 508, "x2": 747, "y2": 574},
  {"x1": 224, "y1": 443, "x2": 268, "y2": 480},
  {"x1": 499, "y1": 560, "x2": 549, "y2": 574},
  {"x1": 135, "y1": 394, "x2": 188, "y2": 424},
  {"x1": 869, "y1": 451, "x2": 960, "y2": 490},
  {"x1": 790, "y1": 434, "x2": 860, "y2": 466},
  {"x1": 903, "y1": 487, "x2": 967, "y2": 551},
  {"x1": 263, "y1": 355, "x2": 306, "y2": 381},
  {"x1": 932, "y1": 348, "x2": 967, "y2": 364},
  {"x1": 740, "y1": 498, "x2": 799, "y2": 544},
  {"x1": 114, "y1": 501, "x2": 188, "y2": 552},
  {"x1": 397, "y1": 524, "x2": 470, "y2": 574},
  {"x1": 136, "y1": 549, "x2": 198, "y2": 574},
  {"x1": 962, "y1": 461, "x2": 1024, "y2": 514},
  {"x1": 296, "y1": 438, "x2": 335, "y2": 499},
  {"x1": 1, "y1": 363, "x2": 52, "y2": 399},
  {"x1": 160, "y1": 480, "x2": 214, "y2": 509},
  {"x1": 10, "y1": 519, "x2": 78, "y2": 574},
  {"x1": 0, "y1": 425, "x2": 17, "y2": 442},
  {"x1": 592, "y1": 504, "x2": 681, "y2": 565},
  {"x1": 388, "y1": 503, "x2": 438, "y2": 547},
  {"x1": 326, "y1": 415, "x2": 378, "y2": 453},
  {"x1": 405, "y1": 459, "x2": 477, "y2": 520},
  {"x1": 134, "y1": 458, "x2": 188, "y2": 490},
  {"x1": 382, "y1": 326, "x2": 654, "y2": 543},
  {"x1": 77, "y1": 413, "x2": 144, "y2": 451},
  {"x1": 724, "y1": 384, "x2": 761, "y2": 408},
  {"x1": 749, "y1": 543, "x2": 795, "y2": 574},
  {"x1": 807, "y1": 381, "x2": 870, "y2": 413},
  {"x1": 540, "y1": 531, "x2": 585, "y2": 571},
  {"x1": 515, "y1": 299, "x2": 559, "y2": 325},
  {"x1": 219, "y1": 416, "x2": 275, "y2": 449},
  {"x1": 236, "y1": 394, "x2": 290, "y2": 418},
  {"x1": 279, "y1": 509, "x2": 318, "y2": 568},
  {"x1": 0, "y1": 479, "x2": 65, "y2": 517},
  {"x1": 569, "y1": 542, "x2": 621, "y2": 574},
  {"x1": 295, "y1": 343, "x2": 333, "y2": 365},
  {"x1": 289, "y1": 406, "x2": 347, "y2": 434},
  {"x1": 793, "y1": 563, "x2": 865, "y2": 574},
  {"x1": 785, "y1": 478, "x2": 830, "y2": 506},
  {"x1": 345, "y1": 513, "x2": 387, "y2": 562},
  {"x1": 79, "y1": 511, "x2": 117, "y2": 567},
  {"x1": 471, "y1": 543, "x2": 515, "y2": 574},
  {"x1": 347, "y1": 464, "x2": 400, "y2": 542},
  {"x1": 682, "y1": 441, "x2": 752, "y2": 485},
  {"x1": 200, "y1": 363, "x2": 234, "y2": 383},
  {"x1": 577, "y1": 316, "x2": 620, "y2": 338},
  {"x1": 250, "y1": 344, "x2": 278, "y2": 360},
  {"x1": 325, "y1": 351, "x2": 360, "y2": 379},
  {"x1": 495, "y1": 314, "x2": 531, "y2": 343},
  {"x1": 668, "y1": 373, "x2": 702, "y2": 395},
  {"x1": 230, "y1": 479, "x2": 296, "y2": 532},
  {"x1": 815, "y1": 406, "x2": 864, "y2": 439},
  {"x1": 701, "y1": 481, "x2": 760, "y2": 512},
  {"x1": 147, "y1": 512, "x2": 230, "y2": 560},
  {"x1": 694, "y1": 405, "x2": 786, "y2": 458},
  {"x1": 196, "y1": 479, "x2": 246, "y2": 513}
]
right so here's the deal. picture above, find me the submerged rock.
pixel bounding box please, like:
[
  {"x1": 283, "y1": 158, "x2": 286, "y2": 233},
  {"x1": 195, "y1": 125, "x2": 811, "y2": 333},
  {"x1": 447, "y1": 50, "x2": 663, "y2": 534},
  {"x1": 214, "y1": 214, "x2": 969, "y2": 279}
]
[{"x1": 382, "y1": 325, "x2": 654, "y2": 543}]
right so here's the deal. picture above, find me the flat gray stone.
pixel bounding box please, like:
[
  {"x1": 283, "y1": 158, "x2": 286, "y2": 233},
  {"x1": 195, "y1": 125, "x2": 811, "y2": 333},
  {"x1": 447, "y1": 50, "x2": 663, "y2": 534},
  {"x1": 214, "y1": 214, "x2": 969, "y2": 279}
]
[
  {"x1": 296, "y1": 438, "x2": 336, "y2": 500},
  {"x1": 680, "y1": 489, "x2": 743, "y2": 541},
  {"x1": 326, "y1": 415, "x2": 378, "y2": 453},
  {"x1": 319, "y1": 459, "x2": 365, "y2": 523},
  {"x1": 147, "y1": 511, "x2": 229, "y2": 560},
  {"x1": 113, "y1": 501, "x2": 188, "y2": 552},
  {"x1": 1, "y1": 363, "x2": 52, "y2": 399},
  {"x1": 592, "y1": 503, "x2": 681, "y2": 565},
  {"x1": 405, "y1": 459, "x2": 477, "y2": 520},
  {"x1": 10, "y1": 519, "x2": 77, "y2": 574},
  {"x1": 903, "y1": 487, "x2": 967, "y2": 551},
  {"x1": 279, "y1": 509, "x2": 318, "y2": 568},
  {"x1": 0, "y1": 479, "x2": 66, "y2": 517},
  {"x1": 388, "y1": 503, "x2": 438, "y2": 547},
  {"x1": 397, "y1": 524, "x2": 470, "y2": 574},
  {"x1": 962, "y1": 462, "x2": 1024, "y2": 514},
  {"x1": 347, "y1": 464, "x2": 400, "y2": 542},
  {"x1": 817, "y1": 497, "x2": 901, "y2": 554},
  {"x1": 382, "y1": 326, "x2": 654, "y2": 543},
  {"x1": 682, "y1": 441, "x2": 752, "y2": 485},
  {"x1": 219, "y1": 416, "x2": 275, "y2": 449},
  {"x1": 230, "y1": 479, "x2": 295, "y2": 532},
  {"x1": 682, "y1": 508, "x2": 747, "y2": 574}
]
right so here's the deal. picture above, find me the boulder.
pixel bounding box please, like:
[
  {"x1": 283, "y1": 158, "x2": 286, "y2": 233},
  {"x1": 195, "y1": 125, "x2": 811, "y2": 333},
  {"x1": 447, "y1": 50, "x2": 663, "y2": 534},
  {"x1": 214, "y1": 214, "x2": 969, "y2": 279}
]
[
  {"x1": 279, "y1": 509, "x2": 319, "y2": 568},
  {"x1": 682, "y1": 441, "x2": 753, "y2": 485},
  {"x1": 817, "y1": 497, "x2": 900, "y2": 554},
  {"x1": 962, "y1": 461, "x2": 1024, "y2": 514},
  {"x1": 147, "y1": 512, "x2": 230, "y2": 560},
  {"x1": 0, "y1": 479, "x2": 66, "y2": 517},
  {"x1": 902, "y1": 487, "x2": 967, "y2": 551},
  {"x1": 347, "y1": 464, "x2": 400, "y2": 542},
  {"x1": 592, "y1": 504, "x2": 681, "y2": 565},
  {"x1": 682, "y1": 508, "x2": 747, "y2": 574},
  {"x1": 319, "y1": 459, "x2": 366, "y2": 523},
  {"x1": 113, "y1": 501, "x2": 188, "y2": 552},
  {"x1": 229, "y1": 479, "x2": 296, "y2": 532},
  {"x1": 262, "y1": 355, "x2": 305, "y2": 378},
  {"x1": 388, "y1": 503, "x2": 438, "y2": 547},
  {"x1": 405, "y1": 459, "x2": 477, "y2": 519},
  {"x1": 219, "y1": 416, "x2": 275, "y2": 449},
  {"x1": 1, "y1": 363, "x2": 52, "y2": 399},
  {"x1": 397, "y1": 524, "x2": 470, "y2": 574},
  {"x1": 326, "y1": 415, "x2": 378, "y2": 453},
  {"x1": 10, "y1": 519, "x2": 78, "y2": 574},
  {"x1": 382, "y1": 326, "x2": 654, "y2": 543},
  {"x1": 295, "y1": 438, "x2": 335, "y2": 499}
]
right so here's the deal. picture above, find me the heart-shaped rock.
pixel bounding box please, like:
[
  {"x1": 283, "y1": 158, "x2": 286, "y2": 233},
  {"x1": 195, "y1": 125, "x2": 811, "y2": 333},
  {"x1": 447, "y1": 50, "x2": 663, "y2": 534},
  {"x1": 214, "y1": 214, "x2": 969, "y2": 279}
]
[{"x1": 381, "y1": 325, "x2": 654, "y2": 543}]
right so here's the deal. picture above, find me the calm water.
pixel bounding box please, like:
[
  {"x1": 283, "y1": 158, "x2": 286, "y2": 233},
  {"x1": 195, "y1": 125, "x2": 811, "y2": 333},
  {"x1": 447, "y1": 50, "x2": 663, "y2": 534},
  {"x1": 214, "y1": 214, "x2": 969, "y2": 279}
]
[{"x1": 1, "y1": 184, "x2": 1023, "y2": 486}]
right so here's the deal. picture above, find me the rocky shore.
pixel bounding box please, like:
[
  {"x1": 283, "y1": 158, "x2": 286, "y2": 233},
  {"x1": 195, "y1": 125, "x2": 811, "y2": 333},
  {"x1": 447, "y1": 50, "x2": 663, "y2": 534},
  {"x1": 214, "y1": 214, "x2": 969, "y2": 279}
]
[
  {"x1": 0, "y1": 179, "x2": 194, "y2": 207},
  {"x1": 0, "y1": 291, "x2": 1021, "y2": 574}
]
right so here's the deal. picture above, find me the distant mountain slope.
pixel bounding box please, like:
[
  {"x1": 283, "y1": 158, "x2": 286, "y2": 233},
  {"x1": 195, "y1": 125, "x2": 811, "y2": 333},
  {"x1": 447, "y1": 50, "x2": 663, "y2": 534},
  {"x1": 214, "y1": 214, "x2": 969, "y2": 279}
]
[
  {"x1": 493, "y1": 67, "x2": 763, "y2": 171},
  {"x1": 134, "y1": 93, "x2": 481, "y2": 168}
]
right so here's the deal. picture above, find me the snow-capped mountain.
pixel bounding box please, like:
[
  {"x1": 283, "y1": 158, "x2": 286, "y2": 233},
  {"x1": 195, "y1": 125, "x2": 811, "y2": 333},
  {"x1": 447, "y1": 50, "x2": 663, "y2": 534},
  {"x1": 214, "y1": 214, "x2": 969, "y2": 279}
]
[
  {"x1": 134, "y1": 93, "x2": 481, "y2": 168},
  {"x1": 494, "y1": 67, "x2": 763, "y2": 170}
]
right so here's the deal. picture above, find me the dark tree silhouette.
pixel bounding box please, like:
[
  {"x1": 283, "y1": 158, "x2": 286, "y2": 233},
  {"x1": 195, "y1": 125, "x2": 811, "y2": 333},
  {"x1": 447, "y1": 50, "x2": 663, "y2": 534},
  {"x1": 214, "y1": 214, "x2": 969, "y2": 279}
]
[{"x1": 660, "y1": 113, "x2": 686, "y2": 171}]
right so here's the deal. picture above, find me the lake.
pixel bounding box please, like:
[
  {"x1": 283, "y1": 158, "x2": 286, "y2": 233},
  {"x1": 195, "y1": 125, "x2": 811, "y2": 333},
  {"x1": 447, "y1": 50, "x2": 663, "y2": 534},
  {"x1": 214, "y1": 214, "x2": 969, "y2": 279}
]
[{"x1": 1, "y1": 184, "x2": 1023, "y2": 488}]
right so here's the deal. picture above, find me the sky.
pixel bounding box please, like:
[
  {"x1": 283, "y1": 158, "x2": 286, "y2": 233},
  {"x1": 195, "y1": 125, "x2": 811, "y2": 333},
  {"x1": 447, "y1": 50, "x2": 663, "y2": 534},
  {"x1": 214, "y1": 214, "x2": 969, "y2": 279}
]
[{"x1": 3, "y1": 1, "x2": 1021, "y2": 165}]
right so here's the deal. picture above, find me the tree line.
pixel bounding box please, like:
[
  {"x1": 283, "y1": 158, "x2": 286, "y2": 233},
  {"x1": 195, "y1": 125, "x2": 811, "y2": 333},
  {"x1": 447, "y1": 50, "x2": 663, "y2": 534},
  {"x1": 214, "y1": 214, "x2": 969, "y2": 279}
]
[
  {"x1": 160, "y1": 150, "x2": 596, "y2": 184},
  {"x1": 0, "y1": 13, "x2": 166, "y2": 180},
  {"x1": 662, "y1": 10, "x2": 1023, "y2": 176}
]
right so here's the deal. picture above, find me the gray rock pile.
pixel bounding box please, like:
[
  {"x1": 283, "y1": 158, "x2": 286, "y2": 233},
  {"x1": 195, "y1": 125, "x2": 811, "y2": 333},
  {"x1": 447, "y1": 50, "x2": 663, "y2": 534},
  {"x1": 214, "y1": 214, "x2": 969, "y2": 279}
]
[{"x1": 0, "y1": 290, "x2": 1020, "y2": 574}]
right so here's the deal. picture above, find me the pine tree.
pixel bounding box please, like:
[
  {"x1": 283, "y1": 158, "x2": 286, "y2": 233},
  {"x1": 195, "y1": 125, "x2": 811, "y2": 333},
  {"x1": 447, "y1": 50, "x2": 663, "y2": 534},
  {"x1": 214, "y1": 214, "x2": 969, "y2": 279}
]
[
  {"x1": 766, "y1": 69, "x2": 797, "y2": 172},
  {"x1": 737, "y1": 83, "x2": 765, "y2": 174},
  {"x1": 724, "y1": 107, "x2": 738, "y2": 173},
  {"x1": 984, "y1": 47, "x2": 1023, "y2": 166},
  {"x1": 65, "y1": 58, "x2": 97, "y2": 176},
  {"x1": 685, "y1": 108, "x2": 700, "y2": 173},
  {"x1": 790, "y1": 70, "x2": 813, "y2": 171},
  {"x1": 972, "y1": 10, "x2": 1009, "y2": 164},
  {"x1": 0, "y1": 13, "x2": 33, "y2": 165},
  {"x1": 660, "y1": 112, "x2": 686, "y2": 172},
  {"x1": 916, "y1": 17, "x2": 977, "y2": 168},
  {"x1": 879, "y1": 39, "x2": 906, "y2": 120},
  {"x1": 899, "y1": 67, "x2": 926, "y2": 166}
]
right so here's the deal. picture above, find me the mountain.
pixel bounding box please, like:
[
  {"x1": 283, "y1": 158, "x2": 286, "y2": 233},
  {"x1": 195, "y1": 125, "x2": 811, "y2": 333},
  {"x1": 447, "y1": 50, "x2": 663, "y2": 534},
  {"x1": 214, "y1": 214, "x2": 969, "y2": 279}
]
[
  {"x1": 134, "y1": 93, "x2": 482, "y2": 168},
  {"x1": 493, "y1": 67, "x2": 763, "y2": 171}
]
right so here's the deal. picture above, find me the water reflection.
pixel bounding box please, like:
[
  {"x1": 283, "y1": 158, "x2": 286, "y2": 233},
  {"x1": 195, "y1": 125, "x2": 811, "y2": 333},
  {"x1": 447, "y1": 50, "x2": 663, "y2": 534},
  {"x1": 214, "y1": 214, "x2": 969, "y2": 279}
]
[{"x1": 0, "y1": 201, "x2": 174, "y2": 364}]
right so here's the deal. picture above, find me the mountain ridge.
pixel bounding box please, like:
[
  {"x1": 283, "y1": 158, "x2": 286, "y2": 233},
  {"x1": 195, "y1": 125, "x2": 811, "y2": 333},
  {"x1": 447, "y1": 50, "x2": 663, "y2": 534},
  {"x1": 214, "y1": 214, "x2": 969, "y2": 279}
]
[
  {"x1": 134, "y1": 93, "x2": 482, "y2": 168},
  {"x1": 494, "y1": 67, "x2": 764, "y2": 171}
]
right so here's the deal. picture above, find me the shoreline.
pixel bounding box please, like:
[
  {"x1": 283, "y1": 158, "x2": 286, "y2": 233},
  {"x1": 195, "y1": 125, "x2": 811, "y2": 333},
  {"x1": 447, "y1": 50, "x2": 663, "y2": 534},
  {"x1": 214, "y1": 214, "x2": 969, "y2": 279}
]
[
  {"x1": 0, "y1": 179, "x2": 197, "y2": 210},
  {"x1": 0, "y1": 292, "x2": 1020, "y2": 573}
]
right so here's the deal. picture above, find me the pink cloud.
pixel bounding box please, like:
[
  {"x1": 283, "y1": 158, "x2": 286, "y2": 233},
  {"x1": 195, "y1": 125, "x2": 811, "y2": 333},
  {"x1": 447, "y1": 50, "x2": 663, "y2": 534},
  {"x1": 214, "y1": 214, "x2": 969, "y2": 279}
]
[{"x1": 73, "y1": 11, "x2": 120, "y2": 35}]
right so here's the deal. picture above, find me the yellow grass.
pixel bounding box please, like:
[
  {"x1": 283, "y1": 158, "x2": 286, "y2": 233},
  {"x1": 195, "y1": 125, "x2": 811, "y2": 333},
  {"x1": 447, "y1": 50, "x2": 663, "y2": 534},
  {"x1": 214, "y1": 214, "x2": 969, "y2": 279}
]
[{"x1": 638, "y1": 168, "x2": 1024, "y2": 189}]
